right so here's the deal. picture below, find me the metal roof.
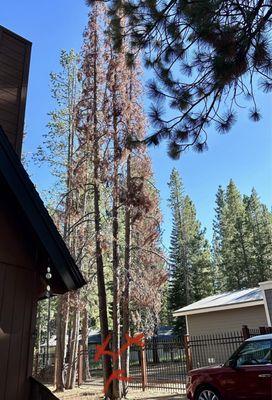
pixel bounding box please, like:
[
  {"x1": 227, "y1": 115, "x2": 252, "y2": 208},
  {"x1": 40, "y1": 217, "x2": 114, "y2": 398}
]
[
  {"x1": 42, "y1": 330, "x2": 101, "y2": 347},
  {"x1": 0, "y1": 126, "x2": 86, "y2": 292},
  {"x1": 173, "y1": 287, "x2": 264, "y2": 316}
]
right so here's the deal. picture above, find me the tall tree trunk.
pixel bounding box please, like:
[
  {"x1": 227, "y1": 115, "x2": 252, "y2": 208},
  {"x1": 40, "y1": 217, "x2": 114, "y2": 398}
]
[
  {"x1": 112, "y1": 73, "x2": 121, "y2": 399},
  {"x1": 34, "y1": 305, "x2": 41, "y2": 376},
  {"x1": 82, "y1": 307, "x2": 91, "y2": 381},
  {"x1": 55, "y1": 294, "x2": 70, "y2": 392},
  {"x1": 65, "y1": 298, "x2": 80, "y2": 389},
  {"x1": 152, "y1": 322, "x2": 160, "y2": 364},
  {"x1": 121, "y1": 154, "x2": 131, "y2": 397},
  {"x1": 92, "y1": 59, "x2": 113, "y2": 395},
  {"x1": 88, "y1": 12, "x2": 113, "y2": 396},
  {"x1": 55, "y1": 62, "x2": 76, "y2": 391},
  {"x1": 93, "y1": 140, "x2": 113, "y2": 396}
]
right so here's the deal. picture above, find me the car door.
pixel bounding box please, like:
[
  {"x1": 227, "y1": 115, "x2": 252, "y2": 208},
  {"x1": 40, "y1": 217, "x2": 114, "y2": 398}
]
[{"x1": 223, "y1": 339, "x2": 272, "y2": 400}]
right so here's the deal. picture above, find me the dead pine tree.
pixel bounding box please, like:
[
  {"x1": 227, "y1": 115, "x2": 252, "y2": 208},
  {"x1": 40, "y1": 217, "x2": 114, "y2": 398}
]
[
  {"x1": 109, "y1": 44, "x2": 165, "y2": 396},
  {"x1": 120, "y1": 59, "x2": 145, "y2": 395},
  {"x1": 111, "y1": 65, "x2": 122, "y2": 399},
  {"x1": 76, "y1": 3, "x2": 113, "y2": 397},
  {"x1": 121, "y1": 152, "x2": 131, "y2": 396},
  {"x1": 107, "y1": 44, "x2": 131, "y2": 398},
  {"x1": 78, "y1": 4, "x2": 167, "y2": 398},
  {"x1": 106, "y1": 36, "x2": 148, "y2": 398},
  {"x1": 103, "y1": 13, "x2": 133, "y2": 398},
  {"x1": 129, "y1": 151, "x2": 168, "y2": 335}
]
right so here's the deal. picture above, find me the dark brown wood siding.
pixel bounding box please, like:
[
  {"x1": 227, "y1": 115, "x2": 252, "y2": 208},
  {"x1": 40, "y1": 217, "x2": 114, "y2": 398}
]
[
  {"x1": 0, "y1": 26, "x2": 31, "y2": 157},
  {"x1": 0, "y1": 264, "x2": 37, "y2": 400},
  {"x1": 0, "y1": 186, "x2": 38, "y2": 400}
]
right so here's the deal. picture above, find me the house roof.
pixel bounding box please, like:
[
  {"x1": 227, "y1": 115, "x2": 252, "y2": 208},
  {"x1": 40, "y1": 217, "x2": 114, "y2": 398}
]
[
  {"x1": 157, "y1": 325, "x2": 176, "y2": 337},
  {"x1": 88, "y1": 330, "x2": 101, "y2": 344},
  {"x1": 41, "y1": 330, "x2": 101, "y2": 347},
  {"x1": 173, "y1": 287, "x2": 264, "y2": 317},
  {"x1": 0, "y1": 126, "x2": 86, "y2": 293}
]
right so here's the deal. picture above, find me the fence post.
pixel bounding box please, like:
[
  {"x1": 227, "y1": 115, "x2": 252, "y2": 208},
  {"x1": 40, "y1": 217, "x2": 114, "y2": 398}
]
[
  {"x1": 242, "y1": 325, "x2": 250, "y2": 340},
  {"x1": 140, "y1": 340, "x2": 147, "y2": 391},
  {"x1": 77, "y1": 344, "x2": 83, "y2": 387},
  {"x1": 259, "y1": 326, "x2": 267, "y2": 335},
  {"x1": 184, "y1": 334, "x2": 192, "y2": 373}
]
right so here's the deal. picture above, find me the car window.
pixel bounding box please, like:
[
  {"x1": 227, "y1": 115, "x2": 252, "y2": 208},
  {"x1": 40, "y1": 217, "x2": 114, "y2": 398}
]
[{"x1": 236, "y1": 340, "x2": 271, "y2": 366}]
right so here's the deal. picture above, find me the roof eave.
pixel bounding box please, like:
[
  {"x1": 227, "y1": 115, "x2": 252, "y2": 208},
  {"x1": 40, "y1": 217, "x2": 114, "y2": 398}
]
[
  {"x1": 173, "y1": 300, "x2": 264, "y2": 317},
  {"x1": 0, "y1": 126, "x2": 86, "y2": 292}
]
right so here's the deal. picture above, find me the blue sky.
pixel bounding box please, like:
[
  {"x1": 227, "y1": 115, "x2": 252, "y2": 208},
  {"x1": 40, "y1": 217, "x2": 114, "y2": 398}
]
[{"x1": 2, "y1": 0, "x2": 272, "y2": 248}]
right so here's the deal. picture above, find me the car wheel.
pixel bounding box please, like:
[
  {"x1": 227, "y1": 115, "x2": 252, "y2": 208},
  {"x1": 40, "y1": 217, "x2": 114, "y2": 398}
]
[{"x1": 196, "y1": 387, "x2": 221, "y2": 400}]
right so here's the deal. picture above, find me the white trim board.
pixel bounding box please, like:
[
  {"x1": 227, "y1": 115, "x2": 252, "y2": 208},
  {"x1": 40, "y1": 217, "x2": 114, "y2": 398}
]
[
  {"x1": 259, "y1": 281, "x2": 272, "y2": 291},
  {"x1": 259, "y1": 282, "x2": 272, "y2": 326},
  {"x1": 173, "y1": 300, "x2": 264, "y2": 317}
]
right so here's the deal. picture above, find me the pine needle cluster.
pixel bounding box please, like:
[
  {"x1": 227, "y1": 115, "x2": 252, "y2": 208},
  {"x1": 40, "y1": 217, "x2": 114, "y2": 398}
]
[{"x1": 109, "y1": 0, "x2": 272, "y2": 158}]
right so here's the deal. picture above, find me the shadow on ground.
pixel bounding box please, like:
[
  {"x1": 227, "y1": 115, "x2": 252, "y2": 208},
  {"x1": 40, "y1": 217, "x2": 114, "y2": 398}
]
[
  {"x1": 127, "y1": 392, "x2": 185, "y2": 400},
  {"x1": 140, "y1": 396, "x2": 184, "y2": 400}
]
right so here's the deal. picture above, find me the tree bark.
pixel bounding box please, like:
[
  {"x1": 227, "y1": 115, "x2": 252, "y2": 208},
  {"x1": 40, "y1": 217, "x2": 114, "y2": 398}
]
[
  {"x1": 93, "y1": 45, "x2": 113, "y2": 394},
  {"x1": 82, "y1": 307, "x2": 91, "y2": 381},
  {"x1": 112, "y1": 72, "x2": 121, "y2": 399},
  {"x1": 93, "y1": 142, "x2": 113, "y2": 397},
  {"x1": 121, "y1": 154, "x2": 131, "y2": 397},
  {"x1": 34, "y1": 305, "x2": 41, "y2": 377},
  {"x1": 152, "y1": 323, "x2": 160, "y2": 364},
  {"x1": 55, "y1": 294, "x2": 70, "y2": 392},
  {"x1": 55, "y1": 52, "x2": 76, "y2": 392},
  {"x1": 65, "y1": 303, "x2": 80, "y2": 389}
]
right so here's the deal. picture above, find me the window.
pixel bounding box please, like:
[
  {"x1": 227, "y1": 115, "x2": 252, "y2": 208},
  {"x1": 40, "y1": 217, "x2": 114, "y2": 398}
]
[{"x1": 236, "y1": 340, "x2": 272, "y2": 366}]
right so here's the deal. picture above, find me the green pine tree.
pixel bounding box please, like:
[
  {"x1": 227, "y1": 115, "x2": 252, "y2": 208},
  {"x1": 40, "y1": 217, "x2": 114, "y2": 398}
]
[
  {"x1": 159, "y1": 284, "x2": 172, "y2": 326},
  {"x1": 244, "y1": 188, "x2": 272, "y2": 285},
  {"x1": 108, "y1": 1, "x2": 272, "y2": 157},
  {"x1": 212, "y1": 186, "x2": 225, "y2": 292},
  {"x1": 213, "y1": 181, "x2": 272, "y2": 291},
  {"x1": 220, "y1": 180, "x2": 252, "y2": 290},
  {"x1": 191, "y1": 227, "x2": 214, "y2": 302},
  {"x1": 168, "y1": 169, "x2": 213, "y2": 335}
]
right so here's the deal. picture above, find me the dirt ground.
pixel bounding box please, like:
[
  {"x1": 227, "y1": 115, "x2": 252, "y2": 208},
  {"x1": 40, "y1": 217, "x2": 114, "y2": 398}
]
[{"x1": 48, "y1": 380, "x2": 185, "y2": 400}]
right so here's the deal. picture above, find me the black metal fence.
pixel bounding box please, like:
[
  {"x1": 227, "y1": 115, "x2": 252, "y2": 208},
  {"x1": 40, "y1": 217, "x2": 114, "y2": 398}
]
[
  {"x1": 33, "y1": 325, "x2": 272, "y2": 394},
  {"x1": 87, "y1": 336, "x2": 188, "y2": 392},
  {"x1": 249, "y1": 326, "x2": 272, "y2": 336},
  {"x1": 129, "y1": 337, "x2": 187, "y2": 393},
  {"x1": 186, "y1": 325, "x2": 271, "y2": 370},
  {"x1": 187, "y1": 331, "x2": 244, "y2": 369},
  {"x1": 89, "y1": 344, "x2": 103, "y2": 377}
]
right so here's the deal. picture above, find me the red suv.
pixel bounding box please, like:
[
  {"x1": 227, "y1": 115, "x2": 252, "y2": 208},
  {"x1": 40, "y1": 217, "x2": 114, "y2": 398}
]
[{"x1": 186, "y1": 334, "x2": 272, "y2": 400}]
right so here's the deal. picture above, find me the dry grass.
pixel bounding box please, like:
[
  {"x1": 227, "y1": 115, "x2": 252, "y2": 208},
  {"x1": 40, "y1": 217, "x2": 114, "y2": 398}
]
[{"x1": 47, "y1": 380, "x2": 185, "y2": 400}]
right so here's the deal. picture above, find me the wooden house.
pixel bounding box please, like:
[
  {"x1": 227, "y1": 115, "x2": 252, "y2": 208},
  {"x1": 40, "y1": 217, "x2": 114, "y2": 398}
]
[
  {"x1": 0, "y1": 26, "x2": 86, "y2": 399},
  {"x1": 0, "y1": 26, "x2": 31, "y2": 156}
]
